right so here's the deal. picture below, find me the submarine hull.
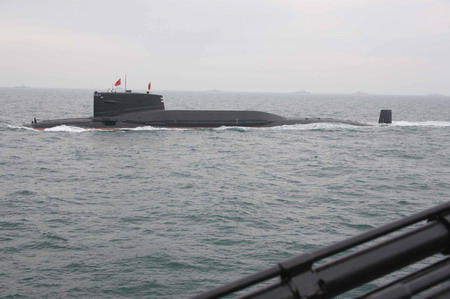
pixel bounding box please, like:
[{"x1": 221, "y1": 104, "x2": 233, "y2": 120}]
[
  {"x1": 28, "y1": 91, "x2": 379, "y2": 129},
  {"x1": 30, "y1": 118, "x2": 138, "y2": 130},
  {"x1": 30, "y1": 112, "x2": 369, "y2": 129},
  {"x1": 31, "y1": 110, "x2": 285, "y2": 129}
]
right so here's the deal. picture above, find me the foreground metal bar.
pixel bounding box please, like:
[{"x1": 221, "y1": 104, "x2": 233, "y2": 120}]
[
  {"x1": 360, "y1": 258, "x2": 450, "y2": 298},
  {"x1": 192, "y1": 201, "x2": 450, "y2": 299}
]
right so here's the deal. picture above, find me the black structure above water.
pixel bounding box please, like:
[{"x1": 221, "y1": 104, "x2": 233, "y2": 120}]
[
  {"x1": 192, "y1": 201, "x2": 450, "y2": 299},
  {"x1": 30, "y1": 91, "x2": 391, "y2": 129},
  {"x1": 378, "y1": 109, "x2": 392, "y2": 124},
  {"x1": 93, "y1": 91, "x2": 165, "y2": 117}
]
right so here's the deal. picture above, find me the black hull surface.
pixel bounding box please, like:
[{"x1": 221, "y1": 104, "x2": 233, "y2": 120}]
[
  {"x1": 30, "y1": 117, "x2": 370, "y2": 130},
  {"x1": 28, "y1": 91, "x2": 387, "y2": 130}
]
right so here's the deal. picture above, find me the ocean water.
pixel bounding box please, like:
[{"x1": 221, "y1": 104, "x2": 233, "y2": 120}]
[{"x1": 1, "y1": 88, "x2": 450, "y2": 298}]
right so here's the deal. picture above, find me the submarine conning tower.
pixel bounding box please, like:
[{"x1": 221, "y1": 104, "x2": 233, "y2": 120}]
[{"x1": 93, "y1": 91, "x2": 165, "y2": 117}]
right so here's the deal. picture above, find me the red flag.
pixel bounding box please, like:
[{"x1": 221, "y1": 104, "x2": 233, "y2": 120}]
[
  {"x1": 114, "y1": 78, "x2": 121, "y2": 86},
  {"x1": 148, "y1": 82, "x2": 152, "y2": 90}
]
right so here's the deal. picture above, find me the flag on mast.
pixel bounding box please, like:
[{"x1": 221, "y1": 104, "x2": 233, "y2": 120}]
[
  {"x1": 148, "y1": 82, "x2": 152, "y2": 90},
  {"x1": 114, "y1": 78, "x2": 121, "y2": 86}
]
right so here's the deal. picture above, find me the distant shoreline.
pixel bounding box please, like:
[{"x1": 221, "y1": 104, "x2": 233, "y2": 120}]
[{"x1": 0, "y1": 86, "x2": 448, "y2": 97}]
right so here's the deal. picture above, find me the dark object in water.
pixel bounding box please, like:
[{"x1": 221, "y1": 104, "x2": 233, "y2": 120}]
[
  {"x1": 29, "y1": 91, "x2": 391, "y2": 130},
  {"x1": 379, "y1": 109, "x2": 392, "y2": 124},
  {"x1": 192, "y1": 201, "x2": 450, "y2": 299}
]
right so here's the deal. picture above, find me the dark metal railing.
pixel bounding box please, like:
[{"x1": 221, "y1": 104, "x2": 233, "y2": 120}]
[{"x1": 192, "y1": 201, "x2": 450, "y2": 299}]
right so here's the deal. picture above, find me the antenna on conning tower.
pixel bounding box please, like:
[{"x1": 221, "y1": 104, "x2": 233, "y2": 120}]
[{"x1": 124, "y1": 74, "x2": 132, "y2": 93}]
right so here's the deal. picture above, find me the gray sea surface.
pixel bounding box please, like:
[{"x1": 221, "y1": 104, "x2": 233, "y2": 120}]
[{"x1": 1, "y1": 88, "x2": 450, "y2": 298}]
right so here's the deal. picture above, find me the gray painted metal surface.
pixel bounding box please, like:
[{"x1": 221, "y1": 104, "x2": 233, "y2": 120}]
[{"x1": 29, "y1": 91, "x2": 382, "y2": 129}]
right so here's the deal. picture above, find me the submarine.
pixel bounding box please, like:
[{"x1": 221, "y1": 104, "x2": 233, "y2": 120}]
[{"x1": 29, "y1": 90, "x2": 392, "y2": 130}]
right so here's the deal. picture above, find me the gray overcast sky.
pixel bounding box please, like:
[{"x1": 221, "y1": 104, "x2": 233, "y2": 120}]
[{"x1": 1, "y1": 0, "x2": 450, "y2": 94}]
